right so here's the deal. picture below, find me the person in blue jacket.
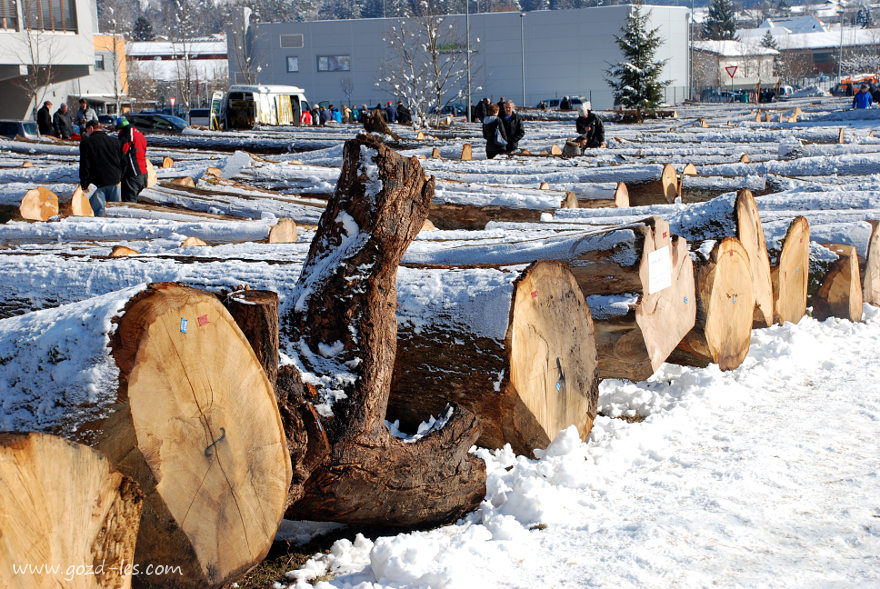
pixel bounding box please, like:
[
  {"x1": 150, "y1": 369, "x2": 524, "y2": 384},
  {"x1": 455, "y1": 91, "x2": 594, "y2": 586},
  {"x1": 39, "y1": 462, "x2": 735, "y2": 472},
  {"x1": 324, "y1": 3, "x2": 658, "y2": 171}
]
[{"x1": 853, "y1": 85, "x2": 873, "y2": 109}]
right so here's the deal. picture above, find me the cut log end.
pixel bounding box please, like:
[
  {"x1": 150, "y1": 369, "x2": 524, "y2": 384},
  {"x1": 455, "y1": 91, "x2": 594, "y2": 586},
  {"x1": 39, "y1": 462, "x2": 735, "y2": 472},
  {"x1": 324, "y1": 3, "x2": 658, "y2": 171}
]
[
  {"x1": 812, "y1": 243, "x2": 863, "y2": 322},
  {"x1": 161, "y1": 156, "x2": 174, "y2": 168},
  {"x1": 19, "y1": 186, "x2": 59, "y2": 221},
  {"x1": 771, "y1": 216, "x2": 810, "y2": 325},
  {"x1": 268, "y1": 217, "x2": 298, "y2": 244},
  {"x1": 110, "y1": 245, "x2": 139, "y2": 257},
  {"x1": 735, "y1": 189, "x2": 774, "y2": 328},
  {"x1": 461, "y1": 144, "x2": 473, "y2": 161},
  {"x1": 862, "y1": 220, "x2": 880, "y2": 306}
]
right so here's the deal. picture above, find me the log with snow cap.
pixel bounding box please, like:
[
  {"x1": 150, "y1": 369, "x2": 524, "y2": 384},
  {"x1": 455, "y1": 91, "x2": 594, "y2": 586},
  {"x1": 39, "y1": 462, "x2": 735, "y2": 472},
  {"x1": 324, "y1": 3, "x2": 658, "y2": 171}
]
[
  {"x1": 0, "y1": 284, "x2": 293, "y2": 588},
  {"x1": 388, "y1": 261, "x2": 599, "y2": 457},
  {"x1": 281, "y1": 133, "x2": 486, "y2": 527},
  {"x1": 403, "y1": 216, "x2": 696, "y2": 381}
]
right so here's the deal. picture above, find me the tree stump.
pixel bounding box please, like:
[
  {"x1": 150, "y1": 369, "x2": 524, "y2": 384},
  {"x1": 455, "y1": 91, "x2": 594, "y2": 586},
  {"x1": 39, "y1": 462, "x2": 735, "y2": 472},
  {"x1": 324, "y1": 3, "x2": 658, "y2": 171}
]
[
  {"x1": 668, "y1": 237, "x2": 754, "y2": 370},
  {"x1": 770, "y1": 216, "x2": 810, "y2": 325},
  {"x1": 810, "y1": 243, "x2": 863, "y2": 322},
  {"x1": 282, "y1": 133, "x2": 486, "y2": 527},
  {"x1": 222, "y1": 289, "x2": 280, "y2": 388},
  {"x1": 363, "y1": 108, "x2": 400, "y2": 140},
  {"x1": 0, "y1": 432, "x2": 143, "y2": 589},
  {"x1": 389, "y1": 261, "x2": 599, "y2": 456}
]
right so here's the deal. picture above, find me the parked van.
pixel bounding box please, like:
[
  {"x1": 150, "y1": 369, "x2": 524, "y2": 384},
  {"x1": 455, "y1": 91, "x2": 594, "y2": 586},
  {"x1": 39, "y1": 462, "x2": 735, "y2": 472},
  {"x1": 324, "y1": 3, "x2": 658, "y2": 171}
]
[{"x1": 223, "y1": 85, "x2": 310, "y2": 129}]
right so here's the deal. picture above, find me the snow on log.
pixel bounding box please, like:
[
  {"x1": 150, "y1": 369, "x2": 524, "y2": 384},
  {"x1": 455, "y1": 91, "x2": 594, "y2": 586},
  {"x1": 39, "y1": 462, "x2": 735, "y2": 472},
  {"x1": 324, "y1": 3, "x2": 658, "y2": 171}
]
[
  {"x1": 809, "y1": 243, "x2": 863, "y2": 322},
  {"x1": 19, "y1": 186, "x2": 59, "y2": 221},
  {"x1": 0, "y1": 284, "x2": 292, "y2": 588},
  {"x1": 0, "y1": 432, "x2": 144, "y2": 589},
  {"x1": 388, "y1": 261, "x2": 599, "y2": 456},
  {"x1": 863, "y1": 220, "x2": 880, "y2": 306},
  {"x1": 403, "y1": 217, "x2": 696, "y2": 381},
  {"x1": 678, "y1": 174, "x2": 766, "y2": 203},
  {"x1": 626, "y1": 163, "x2": 677, "y2": 206},
  {"x1": 282, "y1": 133, "x2": 486, "y2": 527},
  {"x1": 667, "y1": 237, "x2": 754, "y2": 370},
  {"x1": 560, "y1": 181, "x2": 629, "y2": 209},
  {"x1": 770, "y1": 216, "x2": 810, "y2": 325}
]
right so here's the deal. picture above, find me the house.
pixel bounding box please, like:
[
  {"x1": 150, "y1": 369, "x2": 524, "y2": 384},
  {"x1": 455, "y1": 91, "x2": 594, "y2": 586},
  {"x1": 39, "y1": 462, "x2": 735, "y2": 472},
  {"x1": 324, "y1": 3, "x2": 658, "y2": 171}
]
[
  {"x1": 44, "y1": 34, "x2": 130, "y2": 116},
  {"x1": 0, "y1": 0, "x2": 98, "y2": 119},
  {"x1": 230, "y1": 5, "x2": 691, "y2": 110},
  {"x1": 693, "y1": 40, "x2": 779, "y2": 90}
]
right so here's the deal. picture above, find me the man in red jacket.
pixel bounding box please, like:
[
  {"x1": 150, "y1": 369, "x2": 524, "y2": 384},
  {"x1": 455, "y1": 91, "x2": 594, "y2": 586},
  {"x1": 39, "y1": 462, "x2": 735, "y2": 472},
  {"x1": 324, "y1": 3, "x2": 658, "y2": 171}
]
[{"x1": 116, "y1": 117, "x2": 148, "y2": 203}]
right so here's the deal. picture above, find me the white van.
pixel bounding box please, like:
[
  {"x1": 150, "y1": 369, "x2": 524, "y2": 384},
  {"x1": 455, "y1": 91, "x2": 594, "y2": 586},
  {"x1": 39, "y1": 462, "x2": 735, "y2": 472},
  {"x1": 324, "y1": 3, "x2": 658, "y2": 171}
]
[{"x1": 223, "y1": 85, "x2": 310, "y2": 129}]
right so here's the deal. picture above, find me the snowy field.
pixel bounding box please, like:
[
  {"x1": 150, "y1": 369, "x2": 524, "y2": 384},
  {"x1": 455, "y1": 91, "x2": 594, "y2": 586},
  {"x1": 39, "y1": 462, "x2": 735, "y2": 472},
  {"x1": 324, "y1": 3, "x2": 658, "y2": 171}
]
[{"x1": 1, "y1": 95, "x2": 880, "y2": 588}]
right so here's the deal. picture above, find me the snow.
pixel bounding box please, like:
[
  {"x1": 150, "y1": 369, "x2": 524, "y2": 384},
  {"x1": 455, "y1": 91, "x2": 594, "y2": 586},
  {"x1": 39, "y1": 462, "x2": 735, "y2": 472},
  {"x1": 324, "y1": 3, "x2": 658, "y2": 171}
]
[{"x1": 2, "y1": 95, "x2": 880, "y2": 588}]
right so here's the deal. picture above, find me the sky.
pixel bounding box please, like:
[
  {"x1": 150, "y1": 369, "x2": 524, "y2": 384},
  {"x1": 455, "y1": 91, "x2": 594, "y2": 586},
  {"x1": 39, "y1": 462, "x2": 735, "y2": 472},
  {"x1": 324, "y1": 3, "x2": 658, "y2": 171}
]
[{"x1": 1, "y1": 93, "x2": 879, "y2": 588}]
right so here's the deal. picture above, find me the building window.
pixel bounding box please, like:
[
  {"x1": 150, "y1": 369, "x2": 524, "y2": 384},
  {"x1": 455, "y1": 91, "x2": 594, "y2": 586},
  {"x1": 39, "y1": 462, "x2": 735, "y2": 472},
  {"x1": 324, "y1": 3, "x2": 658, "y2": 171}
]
[
  {"x1": 94, "y1": 54, "x2": 105, "y2": 71},
  {"x1": 21, "y1": 0, "x2": 78, "y2": 31},
  {"x1": 280, "y1": 34, "x2": 304, "y2": 49},
  {"x1": 317, "y1": 55, "x2": 350, "y2": 72},
  {"x1": 287, "y1": 56, "x2": 299, "y2": 72},
  {"x1": 0, "y1": 0, "x2": 18, "y2": 29}
]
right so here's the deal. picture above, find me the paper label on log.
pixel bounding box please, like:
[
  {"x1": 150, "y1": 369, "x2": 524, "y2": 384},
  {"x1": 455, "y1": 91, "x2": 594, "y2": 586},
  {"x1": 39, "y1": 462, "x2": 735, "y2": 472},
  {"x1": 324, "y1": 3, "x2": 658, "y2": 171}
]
[{"x1": 647, "y1": 246, "x2": 672, "y2": 294}]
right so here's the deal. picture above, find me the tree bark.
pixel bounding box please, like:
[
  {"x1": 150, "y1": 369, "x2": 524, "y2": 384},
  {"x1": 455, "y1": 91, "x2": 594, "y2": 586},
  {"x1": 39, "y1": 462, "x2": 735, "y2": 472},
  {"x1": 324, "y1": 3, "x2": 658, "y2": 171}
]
[
  {"x1": 388, "y1": 261, "x2": 599, "y2": 457},
  {"x1": 0, "y1": 432, "x2": 143, "y2": 589},
  {"x1": 810, "y1": 243, "x2": 863, "y2": 322},
  {"x1": 282, "y1": 133, "x2": 486, "y2": 527},
  {"x1": 770, "y1": 216, "x2": 810, "y2": 325},
  {"x1": 626, "y1": 163, "x2": 677, "y2": 206},
  {"x1": 222, "y1": 289, "x2": 280, "y2": 388},
  {"x1": 667, "y1": 237, "x2": 755, "y2": 370}
]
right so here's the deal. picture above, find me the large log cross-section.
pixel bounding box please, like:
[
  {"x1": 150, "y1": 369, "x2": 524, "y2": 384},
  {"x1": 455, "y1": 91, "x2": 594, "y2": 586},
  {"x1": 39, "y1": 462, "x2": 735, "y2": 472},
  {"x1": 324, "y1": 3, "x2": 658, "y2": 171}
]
[{"x1": 283, "y1": 134, "x2": 486, "y2": 527}]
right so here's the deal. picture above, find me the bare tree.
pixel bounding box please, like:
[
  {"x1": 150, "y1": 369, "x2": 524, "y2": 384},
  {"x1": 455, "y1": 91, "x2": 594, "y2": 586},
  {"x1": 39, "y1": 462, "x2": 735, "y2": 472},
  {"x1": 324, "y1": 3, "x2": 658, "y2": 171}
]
[
  {"x1": 341, "y1": 77, "x2": 354, "y2": 106},
  {"x1": 377, "y1": 14, "x2": 475, "y2": 126},
  {"x1": 13, "y1": 0, "x2": 61, "y2": 115},
  {"x1": 126, "y1": 58, "x2": 160, "y2": 109}
]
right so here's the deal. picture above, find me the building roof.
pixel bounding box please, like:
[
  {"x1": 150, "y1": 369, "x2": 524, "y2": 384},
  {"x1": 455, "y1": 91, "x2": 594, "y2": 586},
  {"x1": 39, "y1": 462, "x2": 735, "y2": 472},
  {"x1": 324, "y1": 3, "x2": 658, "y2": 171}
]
[
  {"x1": 738, "y1": 25, "x2": 880, "y2": 51},
  {"x1": 693, "y1": 40, "x2": 779, "y2": 57},
  {"x1": 759, "y1": 15, "x2": 828, "y2": 33},
  {"x1": 128, "y1": 38, "x2": 227, "y2": 58}
]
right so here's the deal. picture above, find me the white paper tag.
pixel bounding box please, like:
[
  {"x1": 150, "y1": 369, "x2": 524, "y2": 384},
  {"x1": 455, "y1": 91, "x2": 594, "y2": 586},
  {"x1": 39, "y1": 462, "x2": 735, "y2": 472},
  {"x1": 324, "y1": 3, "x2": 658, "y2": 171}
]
[{"x1": 647, "y1": 245, "x2": 672, "y2": 294}]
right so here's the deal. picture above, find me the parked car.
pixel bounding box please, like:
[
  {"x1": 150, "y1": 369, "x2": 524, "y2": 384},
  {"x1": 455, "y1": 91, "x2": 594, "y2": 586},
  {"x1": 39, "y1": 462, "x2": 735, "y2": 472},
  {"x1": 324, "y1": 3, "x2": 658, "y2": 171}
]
[
  {"x1": 0, "y1": 120, "x2": 40, "y2": 140},
  {"x1": 127, "y1": 113, "x2": 188, "y2": 133},
  {"x1": 431, "y1": 103, "x2": 468, "y2": 116},
  {"x1": 98, "y1": 114, "x2": 116, "y2": 126}
]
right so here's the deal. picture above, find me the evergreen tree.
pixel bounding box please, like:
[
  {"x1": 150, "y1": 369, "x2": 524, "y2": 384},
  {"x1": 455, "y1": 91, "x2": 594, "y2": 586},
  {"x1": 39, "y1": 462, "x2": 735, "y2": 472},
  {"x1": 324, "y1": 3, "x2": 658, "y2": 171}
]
[
  {"x1": 132, "y1": 15, "x2": 155, "y2": 40},
  {"x1": 760, "y1": 29, "x2": 782, "y2": 76},
  {"x1": 703, "y1": 0, "x2": 738, "y2": 41},
  {"x1": 605, "y1": 3, "x2": 669, "y2": 110}
]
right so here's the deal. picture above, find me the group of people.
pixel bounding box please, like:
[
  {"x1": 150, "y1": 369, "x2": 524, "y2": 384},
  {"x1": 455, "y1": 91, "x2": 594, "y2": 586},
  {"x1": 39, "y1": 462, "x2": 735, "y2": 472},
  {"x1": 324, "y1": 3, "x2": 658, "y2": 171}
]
[
  {"x1": 300, "y1": 100, "x2": 413, "y2": 126},
  {"x1": 78, "y1": 116, "x2": 149, "y2": 216},
  {"x1": 477, "y1": 97, "x2": 604, "y2": 158},
  {"x1": 36, "y1": 98, "x2": 99, "y2": 139}
]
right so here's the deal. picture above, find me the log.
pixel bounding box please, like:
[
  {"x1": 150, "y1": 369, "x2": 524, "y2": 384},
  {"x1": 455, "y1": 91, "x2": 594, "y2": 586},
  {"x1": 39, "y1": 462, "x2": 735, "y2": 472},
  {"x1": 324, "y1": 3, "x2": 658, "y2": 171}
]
[
  {"x1": 560, "y1": 181, "x2": 629, "y2": 209},
  {"x1": 862, "y1": 220, "x2": 880, "y2": 306},
  {"x1": 770, "y1": 216, "x2": 810, "y2": 325},
  {"x1": 667, "y1": 237, "x2": 754, "y2": 370},
  {"x1": 678, "y1": 174, "x2": 766, "y2": 203},
  {"x1": 809, "y1": 243, "x2": 863, "y2": 322},
  {"x1": 19, "y1": 186, "x2": 59, "y2": 221},
  {"x1": 110, "y1": 245, "x2": 139, "y2": 257},
  {"x1": 461, "y1": 143, "x2": 472, "y2": 160},
  {"x1": 267, "y1": 217, "x2": 298, "y2": 244},
  {"x1": 431, "y1": 147, "x2": 441, "y2": 158},
  {"x1": 169, "y1": 176, "x2": 195, "y2": 188},
  {"x1": 222, "y1": 289, "x2": 280, "y2": 388},
  {"x1": 0, "y1": 284, "x2": 293, "y2": 588},
  {"x1": 388, "y1": 261, "x2": 599, "y2": 456},
  {"x1": 627, "y1": 163, "x2": 677, "y2": 206},
  {"x1": 181, "y1": 236, "x2": 207, "y2": 247},
  {"x1": 551, "y1": 143, "x2": 562, "y2": 155},
  {"x1": 161, "y1": 156, "x2": 174, "y2": 168},
  {"x1": 363, "y1": 108, "x2": 401, "y2": 140},
  {"x1": 146, "y1": 159, "x2": 158, "y2": 188},
  {"x1": 63, "y1": 185, "x2": 94, "y2": 217},
  {"x1": 0, "y1": 432, "x2": 144, "y2": 589},
  {"x1": 282, "y1": 133, "x2": 486, "y2": 526},
  {"x1": 734, "y1": 189, "x2": 774, "y2": 328}
]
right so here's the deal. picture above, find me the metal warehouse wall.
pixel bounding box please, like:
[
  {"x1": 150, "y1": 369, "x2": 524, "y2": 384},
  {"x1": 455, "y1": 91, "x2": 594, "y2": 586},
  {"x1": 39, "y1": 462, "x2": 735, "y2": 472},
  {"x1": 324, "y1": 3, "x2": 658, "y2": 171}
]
[{"x1": 233, "y1": 4, "x2": 690, "y2": 110}]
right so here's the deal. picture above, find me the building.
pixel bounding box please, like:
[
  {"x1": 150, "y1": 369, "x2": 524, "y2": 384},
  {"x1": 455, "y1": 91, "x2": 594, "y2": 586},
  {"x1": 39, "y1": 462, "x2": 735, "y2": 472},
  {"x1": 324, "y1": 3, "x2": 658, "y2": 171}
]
[
  {"x1": 230, "y1": 5, "x2": 690, "y2": 110},
  {"x1": 43, "y1": 34, "x2": 130, "y2": 116},
  {"x1": 693, "y1": 40, "x2": 779, "y2": 90},
  {"x1": 0, "y1": 0, "x2": 98, "y2": 119}
]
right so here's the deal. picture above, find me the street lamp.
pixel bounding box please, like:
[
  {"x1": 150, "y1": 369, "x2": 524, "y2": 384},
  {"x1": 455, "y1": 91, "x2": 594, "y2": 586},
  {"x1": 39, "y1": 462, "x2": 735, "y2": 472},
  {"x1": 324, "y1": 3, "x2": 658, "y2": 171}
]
[
  {"x1": 838, "y1": 6, "x2": 845, "y2": 82},
  {"x1": 466, "y1": 0, "x2": 471, "y2": 121},
  {"x1": 520, "y1": 13, "x2": 526, "y2": 106}
]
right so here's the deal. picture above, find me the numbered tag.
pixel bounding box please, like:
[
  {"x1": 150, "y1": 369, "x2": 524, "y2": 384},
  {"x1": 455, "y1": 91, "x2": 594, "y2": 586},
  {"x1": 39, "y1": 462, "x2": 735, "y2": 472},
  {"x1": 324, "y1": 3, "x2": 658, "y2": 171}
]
[{"x1": 647, "y1": 246, "x2": 672, "y2": 294}]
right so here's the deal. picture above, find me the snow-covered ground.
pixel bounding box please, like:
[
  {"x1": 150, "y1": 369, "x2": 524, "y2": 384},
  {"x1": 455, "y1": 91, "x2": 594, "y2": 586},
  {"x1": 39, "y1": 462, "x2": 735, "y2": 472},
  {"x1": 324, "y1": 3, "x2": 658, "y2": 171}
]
[{"x1": 2, "y1": 96, "x2": 880, "y2": 588}]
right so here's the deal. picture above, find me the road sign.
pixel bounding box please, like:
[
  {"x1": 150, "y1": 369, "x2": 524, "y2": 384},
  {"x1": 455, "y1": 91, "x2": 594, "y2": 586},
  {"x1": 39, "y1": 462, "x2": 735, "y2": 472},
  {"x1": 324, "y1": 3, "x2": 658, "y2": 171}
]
[
  {"x1": 170, "y1": 97, "x2": 176, "y2": 107},
  {"x1": 725, "y1": 66, "x2": 738, "y2": 79}
]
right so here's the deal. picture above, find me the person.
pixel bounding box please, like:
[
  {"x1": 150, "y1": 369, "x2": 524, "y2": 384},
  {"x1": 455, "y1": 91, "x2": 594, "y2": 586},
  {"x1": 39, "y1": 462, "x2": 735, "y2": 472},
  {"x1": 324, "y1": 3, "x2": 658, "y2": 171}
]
[
  {"x1": 575, "y1": 102, "x2": 605, "y2": 148},
  {"x1": 384, "y1": 100, "x2": 398, "y2": 123},
  {"x1": 497, "y1": 96, "x2": 506, "y2": 111},
  {"x1": 562, "y1": 135, "x2": 588, "y2": 156},
  {"x1": 342, "y1": 105, "x2": 352, "y2": 123},
  {"x1": 332, "y1": 106, "x2": 343, "y2": 123},
  {"x1": 351, "y1": 105, "x2": 360, "y2": 122},
  {"x1": 75, "y1": 99, "x2": 98, "y2": 128},
  {"x1": 310, "y1": 104, "x2": 320, "y2": 126},
  {"x1": 53, "y1": 103, "x2": 74, "y2": 139},
  {"x1": 871, "y1": 83, "x2": 880, "y2": 104},
  {"x1": 79, "y1": 120, "x2": 122, "y2": 217},
  {"x1": 499, "y1": 100, "x2": 524, "y2": 154},
  {"x1": 116, "y1": 117, "x2": 148, "y2": 203},
  {"x1": 853, "y1": 85, "x2": 873, "y2": 109},
  {"x1": 481, "y1": 103, "x2": 507, "y2": 159},
  {"x1": 396, "y1": 101, "x2": 412, "y2": 125},
  {"x1": 560, "y1": 95, "x2": 572, "y2": 111},
  {"x1": 300, "y1": 107, "x2": 313, "y2": 125},
  {"x1": 37, "y1": 101, "x2": 53, "y2": 135},
  {"x1": 319, "y1": 106, "x2": 332, "y2": 125},
  {"x1": 474, "y1": 97, "x2": 489, "y2": 123}
]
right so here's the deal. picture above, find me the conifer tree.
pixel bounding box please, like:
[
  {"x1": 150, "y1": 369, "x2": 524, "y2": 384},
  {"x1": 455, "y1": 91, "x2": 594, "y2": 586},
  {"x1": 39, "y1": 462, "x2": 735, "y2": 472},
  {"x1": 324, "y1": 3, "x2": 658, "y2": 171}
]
[
  {"x1": 761, "y1": 29, "x2": 782, "y2": 75},
  {"x1": 703, "y1": 0, "x2": 738, "y2": 41},
  {"x1": 132, "y1": 15, "x2": 155, "y2": 41},
  {"x1": 605, "y1": 3, "x2": 669, "y2": 110}
]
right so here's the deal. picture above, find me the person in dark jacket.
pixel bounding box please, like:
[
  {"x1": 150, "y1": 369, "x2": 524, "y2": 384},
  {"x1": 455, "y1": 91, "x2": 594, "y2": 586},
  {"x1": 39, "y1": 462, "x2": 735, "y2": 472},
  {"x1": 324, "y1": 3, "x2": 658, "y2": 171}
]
[
  {"x1": 53, "y1": 103, "x2": 74, "y2": 139},
  {"x1": 481, "y1": 103, "x2": 507, "y2": 159},
  {"x1": 853, "y1": 85, "x2": 873, "y2": 109},
  {"x1": 79, "y1": 120, "x2": 122, "y2": 216},
  {"x1": 37, "y1": 101, "x2": 53, "y2": 135},
  {"x1": 116, "y1": 117, "x2": 148, "y2": 203},
  {"x1": 396, "y1": 101, "x2": 412, "y2": 125},
  {"x1": 384, "y1": 100, "x2": 398, "y2": 123},
  {"x1": 560, "y1": 96, "x2": 572, "y2": 110},
  {"x1": 500, "y1": 100, "x2": 524, "y2": 154},
  {"x1": 575, "y1": 102, "x2": 605, "y2": 148},
  {"x1": 474, "y1": 97, "x2": 489, "y2": 122}
]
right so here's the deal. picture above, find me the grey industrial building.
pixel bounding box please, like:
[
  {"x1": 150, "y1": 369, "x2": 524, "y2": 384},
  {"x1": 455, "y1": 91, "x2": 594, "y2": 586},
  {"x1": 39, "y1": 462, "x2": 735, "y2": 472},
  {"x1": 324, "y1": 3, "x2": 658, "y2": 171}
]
[{"x1": 230, "y1": 4, "x2": 691, "y2": 111}]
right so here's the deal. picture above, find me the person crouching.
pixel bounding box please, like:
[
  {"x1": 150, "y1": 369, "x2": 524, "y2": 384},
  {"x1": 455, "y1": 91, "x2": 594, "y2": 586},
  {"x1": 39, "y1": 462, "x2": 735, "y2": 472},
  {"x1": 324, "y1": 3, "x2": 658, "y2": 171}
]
[
  {"x1": 79, "y1": 120, "x2": 122, "y2": 216},
  {"x1": 116, "y1": 117, "x2": 148, "y2": 203}
]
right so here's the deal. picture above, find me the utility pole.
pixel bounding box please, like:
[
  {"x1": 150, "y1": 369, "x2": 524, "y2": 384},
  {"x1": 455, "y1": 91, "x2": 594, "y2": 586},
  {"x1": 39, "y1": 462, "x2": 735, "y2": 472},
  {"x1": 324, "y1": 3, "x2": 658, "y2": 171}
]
[
  {"x1": 520, "y1": 13, "x2": 526, "y2": 106},
  {"x1": 466, "y1": 0, "x2": 471, "y2": 121},
  {"x1": 838, "y1": 7, "x2": 845, "y2": 82}
]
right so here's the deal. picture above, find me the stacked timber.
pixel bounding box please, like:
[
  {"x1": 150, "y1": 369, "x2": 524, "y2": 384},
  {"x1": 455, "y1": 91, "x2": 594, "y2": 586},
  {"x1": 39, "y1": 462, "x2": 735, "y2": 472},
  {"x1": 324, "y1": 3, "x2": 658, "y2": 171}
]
[
  {"x1": 560, "y1": 181, "x2": 630, "y2": 208},
  {"x1": 0, "y1": 285, "x2": 292, "y2": 588},
  {"x1": 627, "y1": 163, "x2": 678, "y2": 206},
  {"x1": 389, "y1": 261, "x2": 599, "y2": 456},
  {"x1": 678, "y1": 174, "x2": 766, "y2": 203}
]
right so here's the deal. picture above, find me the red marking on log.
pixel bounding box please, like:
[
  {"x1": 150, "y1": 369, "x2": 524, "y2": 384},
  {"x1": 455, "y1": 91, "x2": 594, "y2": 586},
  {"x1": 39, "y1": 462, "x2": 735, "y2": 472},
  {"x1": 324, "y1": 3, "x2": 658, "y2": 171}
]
[
  {"x1": 197, "y1": 314, "x2": 209, "y2": 326},
  {"x1": 531, "y1": 290, "x2": 538, "y2": 299},
  {"x1": 663, "y1": 231, "x2": 668, "y2": 238}
]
